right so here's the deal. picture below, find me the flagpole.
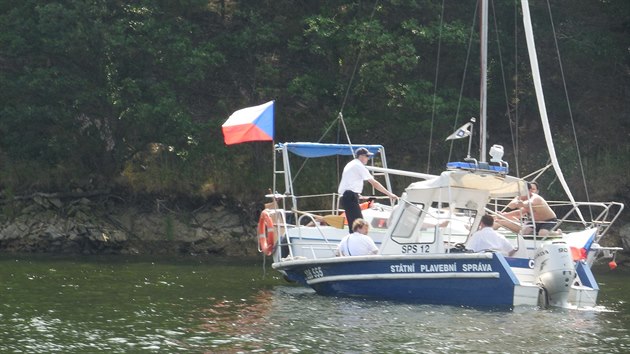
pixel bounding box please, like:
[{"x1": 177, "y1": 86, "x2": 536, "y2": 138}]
[
  {"x1": 272, "y1": 139, "x2": 276, "y2": 199},
  {"x1": 466, "y1": 117, "x2": 476, "y2": 160}
]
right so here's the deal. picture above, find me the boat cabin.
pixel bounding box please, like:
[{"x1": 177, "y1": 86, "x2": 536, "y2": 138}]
[{"x1": 379, "y1": 168, "x2": 527, "y2": 256}]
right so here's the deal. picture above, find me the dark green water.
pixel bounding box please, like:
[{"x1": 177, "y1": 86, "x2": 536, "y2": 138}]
[{"x1": 1, "y1": 254, "x2": 629, "y2": 353}]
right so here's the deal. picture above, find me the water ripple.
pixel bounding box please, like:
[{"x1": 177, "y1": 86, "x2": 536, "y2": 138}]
[{"x1": 1, "y1": 256, "x2": 629, "y2": 353}]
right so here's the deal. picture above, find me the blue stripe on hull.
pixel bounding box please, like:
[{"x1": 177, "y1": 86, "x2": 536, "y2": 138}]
[
  {"x1": 312, "y1": 277, "x2": 514, "y2": 307},
  {"x1": 277, "y1": 254, "x2": 520, "y2": 307}
]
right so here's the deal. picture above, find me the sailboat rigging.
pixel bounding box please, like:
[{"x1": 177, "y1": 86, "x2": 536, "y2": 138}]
[{"x1": 254, "y1": 0, "x2": 624, "y2": 309}]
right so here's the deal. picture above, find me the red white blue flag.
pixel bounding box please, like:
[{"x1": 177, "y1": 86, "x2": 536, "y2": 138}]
[
  {"x1": 222, "y1": 100, "x2": 274, "y2": 145},
  {"x1": 566, "y1": 229, "x2": 596, "y2": 261}
]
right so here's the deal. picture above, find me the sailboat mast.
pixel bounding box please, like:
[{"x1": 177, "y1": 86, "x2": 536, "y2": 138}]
[{"x1": 479, "y1": 0, "x2": 488, "y2": 162}]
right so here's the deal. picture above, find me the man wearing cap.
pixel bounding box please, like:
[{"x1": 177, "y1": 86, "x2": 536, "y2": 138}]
[{"x1": 338, "y1": 147, "x2": 398, "y2": 233}]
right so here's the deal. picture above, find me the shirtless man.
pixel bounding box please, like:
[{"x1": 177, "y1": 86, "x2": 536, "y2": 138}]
[{"x1": 495, "y1": 182, "x2": 557, "y2": 235}]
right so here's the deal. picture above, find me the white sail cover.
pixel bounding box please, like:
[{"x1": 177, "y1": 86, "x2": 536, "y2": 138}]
[
  {"x1": 407, "y1": 170, "x2": 526, "y2": 198},
  {"x1": 520, "y1": 0, "x2": 584, "y2": 222}
]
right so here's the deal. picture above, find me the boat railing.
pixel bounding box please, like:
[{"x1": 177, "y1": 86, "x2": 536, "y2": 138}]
[
  {"x1": 279, "y1": 192, "x2": 342, "y2": 216},
  {"x1": 289, "y1": 192, "x2": 396, "y2": 218},
  {"x1": 486, "y1": 197, "x2": 624, "y2": 241},
  {"x1": 267, "y1": 189, "x2": 400, "y2": 260},
  {"x1": 294, "y1": 219, "x2": 339, "y2": 259},
  {"x1": 546, "y1": 200, "x2": 624, "y2": 241},
  {"x1": 275, "y1": 192, "x2": 401, "y2": 260},
  {"x1": 278, "y1": 207, "x2": 339, "y2": 260},
  {"x1": 275, "y1": 222, "x2": 333, "y2": 261}
]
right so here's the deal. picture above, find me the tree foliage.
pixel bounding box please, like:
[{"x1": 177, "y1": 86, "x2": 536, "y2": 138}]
[{"x1": 0, "y1": 0, "x2": 628, "y2": 206}]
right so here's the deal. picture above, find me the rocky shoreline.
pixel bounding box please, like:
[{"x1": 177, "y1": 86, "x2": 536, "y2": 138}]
[
  {"x1": 0, "y1": 193, "x2": 259, "y2": 257},
  {"x1": 1, "y1": 193, "x2": 628, "y2": 267}
]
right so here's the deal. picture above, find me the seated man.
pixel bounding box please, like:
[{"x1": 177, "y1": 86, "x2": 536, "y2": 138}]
[
  {"x1": 467, "y1": 215, "x2": 516, "y2": 256},
  {"x1": 495, "y1": 181, "x2": 557, "y2": 236},
  {"x1": 335, "y1": 218, "x2": 378, "y2": 256}
]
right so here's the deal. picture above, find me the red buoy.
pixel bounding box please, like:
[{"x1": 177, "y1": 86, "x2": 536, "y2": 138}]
[{"x1": 608, "y1": 260, "x2": 618, "y2": 270}]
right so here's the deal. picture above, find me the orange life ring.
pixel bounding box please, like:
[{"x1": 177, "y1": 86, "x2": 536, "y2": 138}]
[{"x1": 257, "y1": 210, "x2": 276, "y2": 256}]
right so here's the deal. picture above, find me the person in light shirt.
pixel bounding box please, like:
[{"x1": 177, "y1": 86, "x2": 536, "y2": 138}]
[
  {"x1": 467, "y1": 214, "x2": 516, "y2": 256},
  {"x1": 337, "y1": 147, "x2": 397, "y2": 233},
  {"x1": 336, "y1": 219, "x2": 378, "y2": 256}
]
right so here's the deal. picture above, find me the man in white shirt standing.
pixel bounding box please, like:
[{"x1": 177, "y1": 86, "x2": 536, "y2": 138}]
[
  {"x1": 336, "y1": 219, "x2": 378, "y2": 256},
  {"x1": 467, "y1": 214, "x2": 516, "y2": 256},
  {"x1": 338, "y1": 147, "x2": 397, "y2": 233}
]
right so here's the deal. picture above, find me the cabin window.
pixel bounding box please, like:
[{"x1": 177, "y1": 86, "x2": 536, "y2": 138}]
[
  {"x1": 443, "y1": 208, "x2": 477, "y2": 242},
  {"x1": 391, "y1": 203, "x2": 424, "y2": 239}
]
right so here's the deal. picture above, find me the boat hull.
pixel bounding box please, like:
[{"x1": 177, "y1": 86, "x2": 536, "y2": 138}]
[{"x1": 273, "y1": 253, "x2": 541, "y2": 307}]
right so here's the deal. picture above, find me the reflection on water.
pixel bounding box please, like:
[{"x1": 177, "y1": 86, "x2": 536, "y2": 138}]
[
  {"x1": 0, "y1": 255, "x2": 629, "y2": 353},
  {"x1": 232, "y1": 286, "x2": 630, "y2": 354},
  {"x1": 196, "y1": 273, "x2": 630, "y2": 353},
  {"x1": 197, "y1": 291, "x2": 274, "y2": 351}
]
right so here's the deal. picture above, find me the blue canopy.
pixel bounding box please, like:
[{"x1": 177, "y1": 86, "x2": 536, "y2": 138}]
[{"x1": 276, "y1": 142, "x2": 383, "y2": 158}]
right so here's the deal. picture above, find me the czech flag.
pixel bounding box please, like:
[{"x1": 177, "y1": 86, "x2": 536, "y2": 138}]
[
  {"x1": 566, "y1": 229, "x2": 596, "y2": 261},
  {"x1": 222, "y1": 100, "x2": 274, "y2": 145}
]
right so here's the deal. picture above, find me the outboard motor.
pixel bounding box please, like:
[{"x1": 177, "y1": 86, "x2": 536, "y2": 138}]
[{"x1": 533, "y1": 242, "x2": 575, "y2": 307}]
